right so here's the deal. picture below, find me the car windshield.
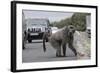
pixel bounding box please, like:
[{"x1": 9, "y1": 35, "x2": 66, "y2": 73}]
[{"x1": 30, "y1": 23, "x2": 47, "y2": 26}]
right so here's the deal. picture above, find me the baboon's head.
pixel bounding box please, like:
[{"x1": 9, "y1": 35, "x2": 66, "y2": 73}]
[{"x1": 67, "y1": 25, "x2": 75, "y2": 37}]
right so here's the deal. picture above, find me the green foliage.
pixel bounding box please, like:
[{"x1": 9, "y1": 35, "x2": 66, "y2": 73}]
[
  {"x1": 51, "y1": 18, "x2": 71, "y2": 28},
  {"x1": 51, "y1": 13, "x2": 90, "y2": 31},
  {"x1": 71, "y1": 13, "x2": 87, "y2": 31}
]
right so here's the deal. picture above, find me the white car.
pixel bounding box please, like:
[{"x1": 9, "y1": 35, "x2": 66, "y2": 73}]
[
  {"x1": 51, "y1": 27, "x2": 59, "y2": 34},
  {"x1": 25, "y1": 18, "x2": 51, "y2": 43}
]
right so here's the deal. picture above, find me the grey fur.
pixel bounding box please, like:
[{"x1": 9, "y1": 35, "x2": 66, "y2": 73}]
[{"x1": 43, "y1": 25, "x2": 77, "y2": 57}]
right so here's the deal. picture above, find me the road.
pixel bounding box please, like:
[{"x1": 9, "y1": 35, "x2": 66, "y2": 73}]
[{"x1": 22, "y1": 32, "x2": 90, "y2": 63}]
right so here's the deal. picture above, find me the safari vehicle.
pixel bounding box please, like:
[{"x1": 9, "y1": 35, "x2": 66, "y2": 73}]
[{"x1": 25, "y1": 18, "x2": 51, "y2": 43}]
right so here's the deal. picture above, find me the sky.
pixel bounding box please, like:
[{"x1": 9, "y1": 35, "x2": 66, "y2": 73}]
[{"x1": 23, "y1": 10, "x2": 74, "y2": 22}]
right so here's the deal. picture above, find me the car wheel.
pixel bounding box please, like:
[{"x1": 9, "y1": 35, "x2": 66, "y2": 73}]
[
  {"x1": 23, "y1": 44, "x2": 25, "y2": 50},
  {"x1": 46, "y1": 38, "x2": 48, "y2": 42},
  {"x1": 28, "y1": 40, "x2": 32, "y2": 43}
]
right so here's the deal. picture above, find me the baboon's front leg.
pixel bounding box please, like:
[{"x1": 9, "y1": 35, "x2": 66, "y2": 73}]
[
  {"x1": 62, "y1": 44, "x2": 66, "y2": 57},
  {"x1": 68, "y1": 43, "x2": 77, "y2": 56}
]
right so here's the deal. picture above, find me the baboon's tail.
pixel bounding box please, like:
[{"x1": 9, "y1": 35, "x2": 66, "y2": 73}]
[{"x1": 43, "y1": 33, "x2": 47, "y2": 52}]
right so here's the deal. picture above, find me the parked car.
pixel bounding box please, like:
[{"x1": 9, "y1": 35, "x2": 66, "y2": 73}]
[
  {"x1": 86, "y1": 27, "x2": 91, "y2": 38},
  {"x1": 51, "y1": 27, "x2": 59, "y2": 34},
  {"x1": 25, "y1": 18, "x2": 51, "y2": 43},
  {"x1": 86, "y1": 15, "x2": 91, "y2": 38}
]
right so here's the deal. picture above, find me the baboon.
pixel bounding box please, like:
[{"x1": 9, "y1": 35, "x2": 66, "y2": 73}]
[{"x1": 43, "y1": 25, "x2": 77, "y2": 57}]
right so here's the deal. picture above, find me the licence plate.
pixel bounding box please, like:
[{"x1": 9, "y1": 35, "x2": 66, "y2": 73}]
[{"x1": 30, "y1": 33, "x2": 39, "y2": 35}]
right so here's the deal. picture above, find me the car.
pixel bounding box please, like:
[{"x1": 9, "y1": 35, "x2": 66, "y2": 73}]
[
  {"x1": 86, "y1": 15, "x2": 91, "y2": 38},
  {"x1": 51, "y1": 27, "x2": 59, "y2": 34},
  {"x1": 25, "y1": 18, "x2": 51, "y2": 43},
  {"x1": 86, "y1": 27, "x2": 91, "y2": 38}
]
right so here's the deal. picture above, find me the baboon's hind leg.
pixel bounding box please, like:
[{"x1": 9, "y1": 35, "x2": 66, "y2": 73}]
[
  {"x1": 53, "y1": 42, "x2": 61, "y2": 57},
  {"x1": 56, "y1": 46, "x2": 61, "y2": 57},
  {"x1": 50, "y1": 39, "x2": 62, "y2": 57}
]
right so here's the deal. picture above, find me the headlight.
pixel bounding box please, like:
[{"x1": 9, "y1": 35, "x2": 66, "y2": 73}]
[
  {"x1": 45, "y1": 27, "x2": 48, "y2": 30},
  {"x1": 28, "y1": 28, "x2": 30, "y2": 32}
]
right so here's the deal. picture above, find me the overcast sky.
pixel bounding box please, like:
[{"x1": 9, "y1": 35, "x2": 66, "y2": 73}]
[{"x1": 23, "y1": 10, "x2": 74, "y2": 22}]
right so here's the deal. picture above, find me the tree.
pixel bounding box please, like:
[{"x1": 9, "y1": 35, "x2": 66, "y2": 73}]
[
  {"x1": 71, "y1": 13, "x2": 87, "y2": 31},
  {"x1": 50, "y1": 13, "x2": 90, "y2": 31},
  {"x1": 51, "y1": 18, "x2": 71, "y2": 28}
]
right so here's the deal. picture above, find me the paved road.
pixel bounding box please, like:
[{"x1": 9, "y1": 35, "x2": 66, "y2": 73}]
[{"x1": 22, "y1": 32, "x2": 90, "y2": 63}]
